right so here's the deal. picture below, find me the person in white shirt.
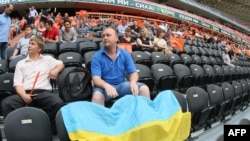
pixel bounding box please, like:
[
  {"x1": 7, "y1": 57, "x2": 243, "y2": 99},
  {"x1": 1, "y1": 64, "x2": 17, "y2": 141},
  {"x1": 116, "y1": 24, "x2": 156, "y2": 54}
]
[
  {"x1": 117, "y1": 19, "x2": 129, "y2": 35},
  {"x1": 28, "y1": 5, "x2": 38, "y2": 24},
  {"x1": 2, "y1": 36, "x2": 65, "y2": 135}
]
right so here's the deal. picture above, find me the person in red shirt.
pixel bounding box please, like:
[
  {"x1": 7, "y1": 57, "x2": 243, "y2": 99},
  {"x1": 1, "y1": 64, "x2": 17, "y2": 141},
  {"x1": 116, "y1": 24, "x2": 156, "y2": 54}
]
[{"x1": 42, "y1": 20, "x2": 59, "y2": 43}]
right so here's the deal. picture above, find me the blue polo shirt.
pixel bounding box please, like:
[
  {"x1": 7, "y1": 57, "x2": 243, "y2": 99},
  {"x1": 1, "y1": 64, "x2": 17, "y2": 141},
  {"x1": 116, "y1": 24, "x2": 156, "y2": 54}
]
[
  {"x1": 0, "y1": 13, "x2": 11, "y2": 42},
  {"x1": 91, "y1": 47, "x2": 136, "y2": 85}
]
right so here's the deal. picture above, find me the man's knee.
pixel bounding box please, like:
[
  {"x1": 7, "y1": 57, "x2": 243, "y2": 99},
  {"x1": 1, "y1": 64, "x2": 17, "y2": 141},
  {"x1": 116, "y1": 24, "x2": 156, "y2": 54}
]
[
  {"x1": 92, "y1": 91, "x2": 105, "y2": 105},
  {"x1": 139, "y1": 85, "x2": 150, "y2": 98}
]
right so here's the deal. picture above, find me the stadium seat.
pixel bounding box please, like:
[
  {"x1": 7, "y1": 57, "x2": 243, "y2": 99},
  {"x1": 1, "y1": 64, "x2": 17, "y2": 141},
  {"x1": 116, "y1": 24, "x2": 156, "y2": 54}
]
[
  {"x1": 151, "y1": 64, "x2": 177, "y2": 92},
  {"x1": 131, "y1": 51, "x2": 152, "y2": 69},
  {"x1": 186, "y1": 87, "x2": 212, "y2": 133},
  {"x1": 135, "y1": 64, "x2": 155, "y2": 97},
  {"x1": 192, "y1": 54, "x2": 204, "y2": 66},
  {"x1": 84, "y1": 51, "x2": 97, "y2": 72},
  {"x1": 231, "y1": 81, "x2": 243, "y2": 114},
  {"x1": 0, "y1": 60, "x2": 8, "y2": 75},
  {"x1": 8, "y1": 55, "x2": 26, "y2": 73},
  {"x1": 42, "y1": 43, "x2": 58, "y2": 58},
  {"x1": 59, "y1": 42, "x2": 78, "y2": 54},
  {"x1": 189, "y1": 64, "x2": 208, "y2": 87},
  {"x1": 4, "y1": 107, "x2": 52, "y2": 141},
  {"x1": 221, "y1": 82, "x2": 235, "y2": 119},
  {"x1": 240, "y1": 79, "x2": 249, "y2": 110},
  {"x1": 0, "y1": 73, "x2": 15, "y2": 115},
  {"x1": 56, "y1": 110, "x2": 70, "y2": 141},
  {"x1": 201, "y1": 55, "x2": 211, "y2": 65},
  {"x1": 181, "y1": 53, "x2": 193, "y2": 66},
  {"x1": 151, "y1": 52, "x2": 169, "y2": 65},
  {"x1": 167, "y1": 53, "x2": 184, "y2": 67},
  {"x1": 173, "y1": 64, "x2": 195, "y2": 93},
  {"x1": 206, "y1": 84, "x2": 225, "y2": 127},
  {"x1": 58, "y1": 52, "x2": 83, "y2": 67},
  {"x1": 78, "y1": 41, "x2": 99, "y2": 57},
  {"x1": 203, "y1": 64, "x2": 219, "y2": 84},
  {"x1": 172, "y1": 90, "x2": 187, "y2": 112}
]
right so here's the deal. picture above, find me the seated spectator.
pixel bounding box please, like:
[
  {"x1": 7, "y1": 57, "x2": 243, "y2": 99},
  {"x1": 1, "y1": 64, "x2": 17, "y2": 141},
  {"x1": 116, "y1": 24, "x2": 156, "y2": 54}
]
[
  {"x1": 42, "y1": 20, "x2": 59, "y2": 43},
  {"x1": 75, "y1": 18, "x2": 90, "y2": 38},
  {"x1": 222, "y1": 47, "x2": 237, "y2": 67},
  {"x1": 59, "y1": 20, "x2": 77, "y2": 43},
  {"x1": 118, "y1": 27, "x2": 137, "y2": 53},
  {"x1": 91, "y1": 27, "x2": 150, "y2": 106},
  {"x1": 117, "y1": 19, "x2": 128, "y2": 35},
  {"x1": 154, "y1": 28, "x2": 173, "y2": 54},
  {"x1": 37, "y1": 21, "x2": 46, "y2": 36},
  {"x1": 136, "y1": 27, "x2": 154, "y2": 53},
  {"x1": 9, "y1": 25, "x2": 34, "y2": 60},
  {"x1": 1, "y1": 36, "x2": 65, "y2": 134}
]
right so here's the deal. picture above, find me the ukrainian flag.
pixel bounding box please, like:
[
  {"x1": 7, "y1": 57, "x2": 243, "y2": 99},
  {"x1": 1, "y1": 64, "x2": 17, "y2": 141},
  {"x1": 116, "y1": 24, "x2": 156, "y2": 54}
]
[{"x1": 61, "y1": 90, "x2": 191, "y2": 141}]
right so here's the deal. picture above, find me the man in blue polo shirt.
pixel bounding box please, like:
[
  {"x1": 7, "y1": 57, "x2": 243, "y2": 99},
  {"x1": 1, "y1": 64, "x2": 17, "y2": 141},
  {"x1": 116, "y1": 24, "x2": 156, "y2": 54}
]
[
  {"x1": 0, "y1": 4, "x2": 13, "y2": 60},
  {"x1": 91, "y1": 27, "x2": 150, "y2": 105}
]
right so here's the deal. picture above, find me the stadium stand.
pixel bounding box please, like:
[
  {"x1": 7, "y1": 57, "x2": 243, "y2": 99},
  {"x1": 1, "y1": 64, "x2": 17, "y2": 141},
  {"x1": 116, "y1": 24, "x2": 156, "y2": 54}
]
[{"x1": 0, "y1": 0, "x2": 250, "y2": 140}]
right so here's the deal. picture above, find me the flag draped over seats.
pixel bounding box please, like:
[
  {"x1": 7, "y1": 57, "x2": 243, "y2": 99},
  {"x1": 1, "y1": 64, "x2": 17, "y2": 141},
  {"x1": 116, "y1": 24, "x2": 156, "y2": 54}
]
[{"x1": 61, "y1": 90, "x2": 191, "y2": 141}]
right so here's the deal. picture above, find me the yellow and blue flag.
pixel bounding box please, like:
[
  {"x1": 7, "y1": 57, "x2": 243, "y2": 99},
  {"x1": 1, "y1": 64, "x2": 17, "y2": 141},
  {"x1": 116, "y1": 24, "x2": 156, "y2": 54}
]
[{"x1": 61, "y1": 90, "x2": 191, "y2": 141}]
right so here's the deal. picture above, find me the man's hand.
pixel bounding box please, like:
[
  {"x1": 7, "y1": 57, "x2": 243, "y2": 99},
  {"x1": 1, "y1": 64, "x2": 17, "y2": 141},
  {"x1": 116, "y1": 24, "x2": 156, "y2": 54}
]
[
  {"x1": 104, "y1": 83, "x2": 118, "y2": 98},
  {"x1": 21, "y1": 94, "x2": 33, "y2": 105},
  {"x1": 130, "y1": 81, "x2": 139, "y2": 96},
  {"x1": 49, "y1": 70, "x2": 59, "y2": 80}
]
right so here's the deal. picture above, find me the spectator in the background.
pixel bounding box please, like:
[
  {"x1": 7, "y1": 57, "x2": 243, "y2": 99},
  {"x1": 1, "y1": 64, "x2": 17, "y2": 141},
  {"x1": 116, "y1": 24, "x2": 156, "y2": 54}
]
[
  {"x1": 117, "y1": 19, "x2": 128, "y2": 35},
  {"x1": 118, "y1": 27, "x2": 137, "y2": 53},
  {"x1": 159, "y1": 20, "x2": 169, "y2": 33},
  {"x1": 0, "y1": 4, "x2": 13, "y2": 60},
  {"x1": 9, "y1": 25, "x2": 34, "y2": 60},
  {"x1": 136, "y1": 26, "x2": 154, "y2": 53},
  {"x1": 37, "y1": 21, "x2": 46, "y2": 36},
  {"x1": 40, "y1": 8, "x2": 51, "y2": 23},
  {"x1": 59, "y1": 20, "x2": 77, "y2": 43},
  {"x1": 154, "y1": 28, "x2": 173, "y2": 54},
  {"x1": 28, "y1": 5, "x2": 38, "y2": 24},
  {"x1": 222, "y1": 47, "x2": 237, "y2": 67},
  {"x1": 75, "y1": 18, "x2": 90, "y2": 38},
  {"x1": 129, "y1": 20, "x2": 140, "y2": 36},
  {"x1": 42, "y1": 20, "x2": 59, "y2": 43}
]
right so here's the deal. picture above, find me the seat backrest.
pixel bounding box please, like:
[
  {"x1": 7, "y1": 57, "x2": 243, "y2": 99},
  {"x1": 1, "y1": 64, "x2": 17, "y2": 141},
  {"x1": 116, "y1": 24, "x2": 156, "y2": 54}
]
[
  {"x1": 59, "y1": 42, "x2": 78, "y2": 54},
  {"x1": 42, "y1": 43, "x2": 58, "y2": 57},
  {"x1": 4, "y1": 107, "x2": 52, "y2": 141},
  {"x1": 180, "y1": 53, "x2": 192, "y2": 66},
  {"x1": 151, "y1": 52, "x2": 169, "y2": 65},
  {"x1": 131, "y1": 51, "x2": 152, "y2": 68},
  {"x1": 84, "y1": 51, "x2": 97, "y2": 72},
  {"x1": 8, "y1": 55, "x2": 26, "y2": 73},
  {"x1": 186, "y1": 87, "x2": 209, "y2": 113},
  {"x1": 221, "y1": 82, "x2": 235, "y2": 101},
  {"x1": 56, "y1": 110, "x2": 70, "y2": 141},
  {"x1": 58, "y1": 52, "x2": 83, "y2": 67},
  {"x1": 191, "y1": 54, "x2": 202, "y2": 65},
  {"x1": 207, "y1": 84, "x2": 224, "y2": 106},
  {"x1": 151, "y1": 64, "x2": 176, "y2": 91},
  {"x1": 172, "y1": 90, "x2": 187, "y2": 112},
  {"x1": 0, "y1": 60, "x2": 8, "y2": 75},
  {"x1": 78, "y1": 41, "x2": 98, "y2": 56},
  {"x1": 167, "y1": 53, "x2": 183, "y2": 67},
  {"x1": 173, "y1": 64, "x2": 192, "y2": 84},
  {"x1": 232, "y1": 80, "x2": 243, "y2": 97},
  {"x1": 135, "y1": 64, "x2": 154, "y2": 92}
]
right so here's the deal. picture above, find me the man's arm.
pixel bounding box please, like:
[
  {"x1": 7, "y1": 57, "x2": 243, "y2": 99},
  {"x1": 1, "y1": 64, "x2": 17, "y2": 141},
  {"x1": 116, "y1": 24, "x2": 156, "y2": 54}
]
[{"x1": 49, "y1": 63, "x2": 64, "y2": 80}]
